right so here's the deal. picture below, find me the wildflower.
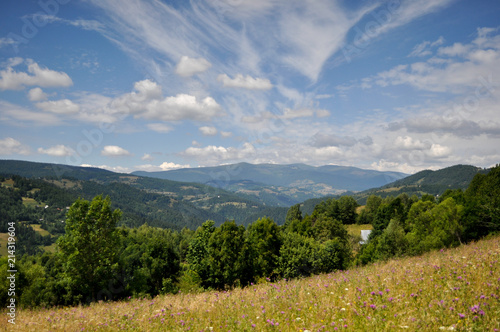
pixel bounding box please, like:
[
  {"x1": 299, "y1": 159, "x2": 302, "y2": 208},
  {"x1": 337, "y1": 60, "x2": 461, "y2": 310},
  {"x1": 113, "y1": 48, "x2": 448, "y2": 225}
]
[{"x1": 458, "y1": 313, "x2": 465, "y2": 318}]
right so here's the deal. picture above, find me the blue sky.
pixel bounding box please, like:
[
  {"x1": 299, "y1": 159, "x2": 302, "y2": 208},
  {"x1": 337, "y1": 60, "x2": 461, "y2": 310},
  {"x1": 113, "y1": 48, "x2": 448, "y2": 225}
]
[{"x1": 1, "y1": 0, "x2": 499, "y2": 174}]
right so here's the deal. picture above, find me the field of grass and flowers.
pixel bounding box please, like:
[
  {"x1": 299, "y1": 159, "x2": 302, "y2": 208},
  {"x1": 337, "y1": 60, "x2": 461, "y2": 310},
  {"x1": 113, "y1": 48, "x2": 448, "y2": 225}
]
[{"x1": 4, "y1": 235, "x2": 500, "y2": 332}]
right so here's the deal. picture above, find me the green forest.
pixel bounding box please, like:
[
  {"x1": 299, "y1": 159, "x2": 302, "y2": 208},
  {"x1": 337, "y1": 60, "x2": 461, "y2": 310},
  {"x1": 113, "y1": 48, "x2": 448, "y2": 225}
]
[{"x1": 0, "y1": 165, "x2": 499, "y2": 308}]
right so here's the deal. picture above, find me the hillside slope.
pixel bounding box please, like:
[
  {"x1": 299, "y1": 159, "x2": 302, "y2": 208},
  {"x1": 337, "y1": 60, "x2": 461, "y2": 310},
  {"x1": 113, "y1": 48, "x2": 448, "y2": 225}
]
[{"x1": 352, "y1": 164, "x2": 490, "y2": 204}]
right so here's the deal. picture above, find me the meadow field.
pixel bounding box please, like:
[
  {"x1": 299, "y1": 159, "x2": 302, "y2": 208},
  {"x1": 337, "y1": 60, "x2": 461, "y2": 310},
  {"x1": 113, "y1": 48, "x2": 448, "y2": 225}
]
[{"x1": 3, "y1": 235, "x2": 499, "y2": 331}]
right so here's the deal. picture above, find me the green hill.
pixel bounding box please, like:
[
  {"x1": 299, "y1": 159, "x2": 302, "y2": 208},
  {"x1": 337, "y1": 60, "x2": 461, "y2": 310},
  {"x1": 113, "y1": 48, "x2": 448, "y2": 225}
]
[{"x1": 0, "y1": 160, "x2": 287, "y2": 229}]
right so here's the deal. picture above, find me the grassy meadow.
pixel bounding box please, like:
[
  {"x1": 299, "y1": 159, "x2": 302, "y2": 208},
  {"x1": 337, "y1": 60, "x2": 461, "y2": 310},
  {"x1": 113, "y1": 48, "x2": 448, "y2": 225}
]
[{"x1": 4, "y1": 235, "x2": 499, "y2": 332}]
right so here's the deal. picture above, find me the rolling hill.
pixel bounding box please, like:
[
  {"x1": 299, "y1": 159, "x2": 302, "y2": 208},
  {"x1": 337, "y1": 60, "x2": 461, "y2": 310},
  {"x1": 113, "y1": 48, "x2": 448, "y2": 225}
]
[
  {"x1": 0, "y1": 160, "x2": 287, "y2": 228},
  {"x1": 350, "y1": 164, "x2": 490, "y2": 205},
  {"x1": 132, "y1": 162, "x2": 408, "y2": 205}
]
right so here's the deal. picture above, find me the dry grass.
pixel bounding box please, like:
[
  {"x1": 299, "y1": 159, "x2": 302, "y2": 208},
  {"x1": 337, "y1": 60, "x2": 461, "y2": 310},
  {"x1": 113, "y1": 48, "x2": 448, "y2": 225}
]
[
  {"x1": 346, "y1": 224, "x2": 373, "y2": 238},
  {"x1": 29, "y1": 224, "x2": 51, "y2": 237},
  {"x1": 22, "y1": 197, "x2": 39, "y2": 208},
  {"x1": 0, "y1": 179, "x2": 15, "y2": 188},
  {"x1": 4, "y1": 236, "x2": 500, "y2": 331}
]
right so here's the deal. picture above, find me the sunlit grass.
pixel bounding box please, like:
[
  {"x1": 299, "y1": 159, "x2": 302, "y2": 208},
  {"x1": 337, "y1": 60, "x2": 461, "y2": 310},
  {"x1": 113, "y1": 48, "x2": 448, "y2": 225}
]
[
  {"x1": 0, "y1": 179, "x2": 15, "y2": 188},
  {"x1": 29, "y1": 224, "x2": 51, "y2": 237},
  {"x1": 22, "y1": 197, "x2": 39, "y2": 208},
  {"x1": 346, "y1": 224, "x2": 373, "y2": 237},
  {"x1": 5, "y1": 236, "x2": 500, "y2": 331}
]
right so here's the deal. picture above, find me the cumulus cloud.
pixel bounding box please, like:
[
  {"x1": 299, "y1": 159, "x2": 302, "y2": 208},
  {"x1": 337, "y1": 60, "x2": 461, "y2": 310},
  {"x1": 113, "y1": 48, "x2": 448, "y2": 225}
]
[
  {"x1": 110, "y1": 79, "x2": 223, "y2": 122},
  {"x1": 175, "y1": 56, "x2": 212, "y2": 77},
  {"x1": 0, "y1": 58, "x2": 73, "y2": 90},
  {"x1": 181, "y1": 143, "x2": 256, "y2": 164},
  {"x1": 101, "y1": 145, "x2": 132, "y2": 157},
  {"x1": 36, "y1": 99, "x2": 80, "y2": 114},
  {"x1": 199, "y1": 126, "x2": 218, "y2": 136},
  {"x1": 0, "y1": 137, "x2": 30, "y2": 155},
  {"x1": 217, "y1": 74, "x2": 272, "y2": 90},
  {"x1": 428, "y1": 143, "x2": 452, "y2": 158},
  {"x1": 28, "y1": 87, "x2": 48, "y2": 101},
  {"x1": 38, "y1": 145, "x2": 75, "y2": 157},
  {"x1": 393, "y1": 136, "x2": 429, "y2": 150},
  {"x1": 141, "y1": 94, "x2": 222, "y2": 122},
  {"x1": 370, "y1": 159, "x2": 427, "y2": 174}
]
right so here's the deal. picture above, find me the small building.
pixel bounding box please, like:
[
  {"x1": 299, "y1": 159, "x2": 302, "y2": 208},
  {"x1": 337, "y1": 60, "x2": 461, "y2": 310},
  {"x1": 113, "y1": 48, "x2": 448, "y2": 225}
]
[{"x1": 360, "y1": 230, "x2": 372, "y2": 245}]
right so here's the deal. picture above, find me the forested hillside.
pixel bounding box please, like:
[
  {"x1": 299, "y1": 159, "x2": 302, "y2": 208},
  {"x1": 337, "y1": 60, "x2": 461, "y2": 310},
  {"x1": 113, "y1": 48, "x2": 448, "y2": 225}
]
[
  {"x1": 354, "y1": 164, "x2": 489, "y2": 204},
  {"x1": 0, "y1": 160, "x2": 287, "y2": 228}
]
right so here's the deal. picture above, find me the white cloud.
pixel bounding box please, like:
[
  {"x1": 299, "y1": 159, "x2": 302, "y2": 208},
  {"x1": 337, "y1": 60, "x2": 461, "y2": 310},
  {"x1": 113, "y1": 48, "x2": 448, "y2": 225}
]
[
  {"x1": 135, "y1": 161, "x2": 190, "y2": 172},
  {"x1": 28, "y1": 87, "x2": 48, "y2": 102},
  {"x1": 220, "y1": 131, "x2": 232, "y2": 138},
  {"x1": 394, "y1": 136, "x2": 429, "y2": 150},
  {"x1": 175, "y1": 56, "x2": 212, "y2": 77},
  {"x1": 141, "y1": 153, "x2": 154, "y2": 161},
  {"x1": 101, "y1": 145, "x2": 132, "y2": 157},
  {"x1": 0, "y1": 137, "x2": 30, "y2": 155},
  {"x1": 370, "y1": 159, "x2": 427, "y2": 174},
  {"x1": 218, "y1": 74, "x2": 272, "y2": 90},
  {"x1": 142, "y1": 94, "x2": 223, "y2": 122},
  {"x1": 81, "y1": 164, "x2": 132, "y2": 173},
  {"x1": 37, "y1": 15, "x2": 106, "y2": 33},
  {"x1": 0, "y1": 58, "x2": 73, "y2": 90},
  {"x1": 181, "y1": 143, "x2": 256, "y2": 165},
  {"x1": 110, "y1": 79, "x2": 223, "y2": 122},
  {"x1": 427, "y1": 143, "x2": 452, "y2": 158},
  {"x1": 38, "y1": 145, "x2": 75, "y2": 157},
  {"x1": 437, "y1": 42, "x2": 470, "y2": 57},
  {"x1": 0, "y1": 37, "x2": 17, "y2": 49},
  {"x1": 316, "y1": 109, "x2": 331, "y2": 118},
  {"x1": 199, "y1": 126, "x2": 218, "y2": 136},
  {"x1": 0, "y1": 100, "x2": 63, "y2": 126},
  {"x1": 366, "y1": 28, "x2": 500, "y2": 94},
  {"x1": 408, "y1": 36, "x2": 445, "y2": 57},
  {"x1": 282, "y1": 108, "x2": 315, "y2": 119},
  {"x1": 147, "y1": 123, "x2": 173, "y2": 133},
  {"x1": 36, "y1": 99, "x2": 80, "y2": 114}
]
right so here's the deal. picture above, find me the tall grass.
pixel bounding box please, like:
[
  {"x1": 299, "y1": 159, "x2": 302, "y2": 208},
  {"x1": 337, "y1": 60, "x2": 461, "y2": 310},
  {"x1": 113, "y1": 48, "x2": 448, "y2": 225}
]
[{"x1": 4, "y1": 236, "x2": 500, "y2": 331}]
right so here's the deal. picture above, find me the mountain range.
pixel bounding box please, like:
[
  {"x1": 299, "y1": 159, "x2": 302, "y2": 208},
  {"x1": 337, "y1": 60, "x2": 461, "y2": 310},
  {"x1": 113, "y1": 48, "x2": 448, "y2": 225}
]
[
  {"x1": 0, "y1": 159, "x2": 491, "y2": 230},
  {"x1": 132, "y1": 162, "x2": 408, "y2": 206}
]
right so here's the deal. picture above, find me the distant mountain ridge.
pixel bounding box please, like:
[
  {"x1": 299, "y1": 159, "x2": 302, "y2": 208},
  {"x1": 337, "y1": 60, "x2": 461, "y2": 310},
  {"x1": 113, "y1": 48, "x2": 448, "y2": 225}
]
[
  {"x1": 132, "y1": 162, "x2": 408, "y2": 204},
  {"x1": 350, "y1": 164, "x2": 490, "y2": 205}
]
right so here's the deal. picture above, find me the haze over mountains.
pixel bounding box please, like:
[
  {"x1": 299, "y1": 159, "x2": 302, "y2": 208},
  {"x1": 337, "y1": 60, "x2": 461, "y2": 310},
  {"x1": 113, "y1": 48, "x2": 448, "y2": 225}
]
[{"x1": 133, "y1": 162, "x2": 408, "y2": 205}]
